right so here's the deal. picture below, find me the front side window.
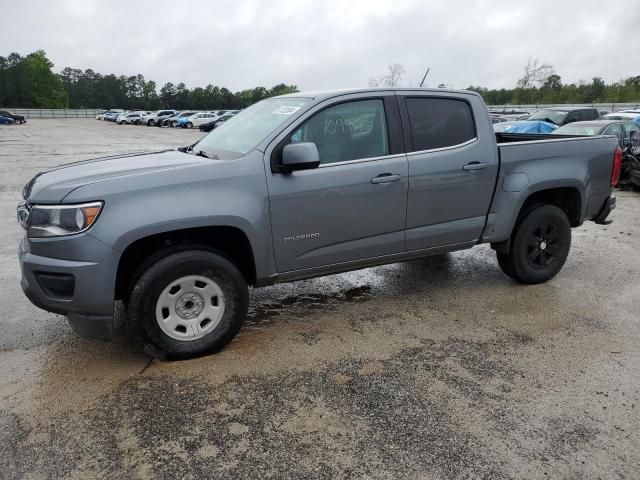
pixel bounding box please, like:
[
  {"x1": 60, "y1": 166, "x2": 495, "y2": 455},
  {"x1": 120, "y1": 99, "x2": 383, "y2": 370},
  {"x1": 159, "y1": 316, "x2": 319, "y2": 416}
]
[
  {"x1": 405, "y1": 97, "x2": 476, "y2": 151},
  {"x1": 289, "y1": 99, "x2": 389, "y2": 165}
]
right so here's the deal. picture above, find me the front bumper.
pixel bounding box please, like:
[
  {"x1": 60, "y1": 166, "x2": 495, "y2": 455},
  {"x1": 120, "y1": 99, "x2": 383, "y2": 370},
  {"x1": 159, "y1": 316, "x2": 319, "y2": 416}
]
[
  {"x1": 18, "y1": 233, "x2": 117, "y2": 340},
  {"x1": 592, "y1": 194, "x2": 616, "y2": 225}
]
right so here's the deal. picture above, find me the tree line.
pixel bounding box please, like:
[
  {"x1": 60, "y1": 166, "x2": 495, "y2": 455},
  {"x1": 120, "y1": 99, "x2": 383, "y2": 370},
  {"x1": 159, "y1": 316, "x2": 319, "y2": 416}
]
[
  {"x1": 2, "y1": 51, "x2": 639, "y2": 109},
  {"x1": 0, "y1": 50, "x2": 297, "y2": 109},
  {"x1": 466, "y1": 58, "x2": 640, "y2": 105}
]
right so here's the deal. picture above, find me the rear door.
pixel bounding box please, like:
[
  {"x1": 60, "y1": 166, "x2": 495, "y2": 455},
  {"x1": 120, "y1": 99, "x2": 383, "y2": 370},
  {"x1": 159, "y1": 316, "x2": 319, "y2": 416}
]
[
  {"x1": 398, "y1": 93, "x2": 499, "y2": 251},
  {"x1": 265, "y1": 94, "x2": 408, "y2": 272}
]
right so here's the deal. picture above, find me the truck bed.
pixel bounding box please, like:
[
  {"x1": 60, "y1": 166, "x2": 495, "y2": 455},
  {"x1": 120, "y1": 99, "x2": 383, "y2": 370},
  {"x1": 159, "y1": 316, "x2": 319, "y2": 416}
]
[{"x1": 483, "y1": 133, "x2": 619, "y2": 242}]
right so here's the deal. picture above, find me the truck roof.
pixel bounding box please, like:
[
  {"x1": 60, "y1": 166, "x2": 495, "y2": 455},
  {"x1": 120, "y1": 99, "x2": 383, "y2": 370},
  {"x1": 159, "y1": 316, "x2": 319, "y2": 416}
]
[{"x1": 276, "y1": 87, "x2": 480, "y2": 101}]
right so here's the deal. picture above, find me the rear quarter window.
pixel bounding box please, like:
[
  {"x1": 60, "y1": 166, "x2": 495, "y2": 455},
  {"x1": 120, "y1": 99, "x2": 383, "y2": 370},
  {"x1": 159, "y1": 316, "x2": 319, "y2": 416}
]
[{"x1": 405, "y1": 97, "x2": 476, "y2": 151}]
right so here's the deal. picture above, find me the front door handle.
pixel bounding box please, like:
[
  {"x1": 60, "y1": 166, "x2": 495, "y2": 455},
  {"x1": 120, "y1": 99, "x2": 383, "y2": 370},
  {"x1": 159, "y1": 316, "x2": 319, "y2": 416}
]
[
  {"x1": 371, "y1": 173, "x2": 402, "y2": 184},
  {"x1": 463, "y1": 162, "x2": 489, "y2": 171}
]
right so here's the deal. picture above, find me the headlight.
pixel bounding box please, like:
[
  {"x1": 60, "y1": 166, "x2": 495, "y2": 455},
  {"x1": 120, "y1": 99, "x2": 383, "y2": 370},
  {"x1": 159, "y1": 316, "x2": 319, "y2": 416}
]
[{"x1": 26, "y1": 202, "x2": 103, "y2": 238}]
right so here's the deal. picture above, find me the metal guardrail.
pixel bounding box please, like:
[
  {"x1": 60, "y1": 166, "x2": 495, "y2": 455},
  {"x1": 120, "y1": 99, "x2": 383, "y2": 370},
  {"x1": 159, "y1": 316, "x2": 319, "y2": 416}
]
[{"x1": 0, "y1": 108, "x2": 103, "y2": 118}]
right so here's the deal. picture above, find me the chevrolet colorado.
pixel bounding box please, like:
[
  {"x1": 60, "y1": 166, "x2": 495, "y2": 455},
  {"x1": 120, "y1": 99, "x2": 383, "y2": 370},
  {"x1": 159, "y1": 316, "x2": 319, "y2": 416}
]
[{"x1": 17, "y1": 88, "x2": 620, "y2": 358}]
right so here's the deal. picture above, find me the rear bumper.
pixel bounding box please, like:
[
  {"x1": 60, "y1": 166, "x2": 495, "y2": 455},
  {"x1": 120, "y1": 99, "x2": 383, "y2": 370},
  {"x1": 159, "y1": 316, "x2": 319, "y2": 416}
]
[{"x1": 592, "y1": 194, "x2": 616, "y2": 225}]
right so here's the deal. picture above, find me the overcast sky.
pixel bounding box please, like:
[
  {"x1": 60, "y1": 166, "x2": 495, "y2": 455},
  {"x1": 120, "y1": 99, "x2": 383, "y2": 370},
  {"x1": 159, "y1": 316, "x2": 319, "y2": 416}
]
[{"x1": 2, "y1": 0, "x2": 638, "y2": 92}]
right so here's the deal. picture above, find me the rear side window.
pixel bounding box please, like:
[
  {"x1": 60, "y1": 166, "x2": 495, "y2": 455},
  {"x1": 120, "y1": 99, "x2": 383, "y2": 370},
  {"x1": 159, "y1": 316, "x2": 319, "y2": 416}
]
[{"x1": 405, "y1": 98, "x2": 476, "y2": 151}]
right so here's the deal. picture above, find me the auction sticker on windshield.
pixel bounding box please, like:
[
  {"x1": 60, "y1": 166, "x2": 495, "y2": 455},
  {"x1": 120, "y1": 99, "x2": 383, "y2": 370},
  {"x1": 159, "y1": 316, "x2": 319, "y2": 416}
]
[{"x1": 272, "y1": 106, "x2": 302, "y2": 115}]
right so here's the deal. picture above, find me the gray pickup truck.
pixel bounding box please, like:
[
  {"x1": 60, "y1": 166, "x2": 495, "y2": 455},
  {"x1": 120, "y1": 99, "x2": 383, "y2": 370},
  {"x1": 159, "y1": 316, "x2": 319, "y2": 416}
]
[{"x1": 17, "y1": 88, "x2": 620, "y2": 358}]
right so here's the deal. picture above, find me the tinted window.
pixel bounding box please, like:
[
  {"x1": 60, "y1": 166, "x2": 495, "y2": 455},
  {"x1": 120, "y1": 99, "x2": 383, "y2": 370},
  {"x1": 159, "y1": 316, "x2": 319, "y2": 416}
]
[
  {"x1": 289, "y1": 99, "x2": 389, "y2": 165},
  {"x1": 405, "y1": 98, "x2": 475, "y2": 151},
  {"x1": 579, "y1": 109, "x2": 598, "y2": 121},
  {"x1": 565, "y1": 111, "x2": 581, "y2": 123}
]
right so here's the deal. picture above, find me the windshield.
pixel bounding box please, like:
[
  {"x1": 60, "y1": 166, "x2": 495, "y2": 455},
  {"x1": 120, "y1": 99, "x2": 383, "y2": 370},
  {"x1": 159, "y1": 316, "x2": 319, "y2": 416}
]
[
  {"x1": 193, "y1": 97, "x2": 311, "y2": 157},
  {"x1": 528, "y1": 109, "x2": 567, "y2": 124},
  {"x1": 552, "y1": 124, "x2": 602, "y2": 136}
]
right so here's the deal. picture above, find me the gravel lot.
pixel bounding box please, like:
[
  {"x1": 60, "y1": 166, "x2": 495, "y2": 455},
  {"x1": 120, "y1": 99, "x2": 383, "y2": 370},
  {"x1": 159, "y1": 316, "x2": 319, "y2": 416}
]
[{"x1": 0, "y1": 119, "x2": 639, "y2": 479}]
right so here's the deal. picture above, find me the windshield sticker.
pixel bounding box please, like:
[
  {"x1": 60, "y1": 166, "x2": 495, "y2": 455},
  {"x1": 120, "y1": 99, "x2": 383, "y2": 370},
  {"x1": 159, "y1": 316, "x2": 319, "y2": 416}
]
[{"x1": 272, "y1": 106, "x2": 302, "y2": 115}]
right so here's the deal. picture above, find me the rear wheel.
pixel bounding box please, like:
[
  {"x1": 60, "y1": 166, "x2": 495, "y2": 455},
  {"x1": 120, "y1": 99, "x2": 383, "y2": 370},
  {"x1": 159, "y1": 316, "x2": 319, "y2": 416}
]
[
  {"x1": 186, "y1": 122, "x2": 193, "y2": 129},
  {"x1": 126, "y1": 249, "x2": 248, "y2": 359},
  {"x1": 497, "y1": 205, "x2": 571, "y2": 284}
]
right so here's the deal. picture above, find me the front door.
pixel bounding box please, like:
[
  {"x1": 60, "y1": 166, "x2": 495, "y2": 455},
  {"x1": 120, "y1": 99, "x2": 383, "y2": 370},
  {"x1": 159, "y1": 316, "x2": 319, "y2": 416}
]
[{"x1": 266, "y1": 96, "x2": 408, "y2": 273}]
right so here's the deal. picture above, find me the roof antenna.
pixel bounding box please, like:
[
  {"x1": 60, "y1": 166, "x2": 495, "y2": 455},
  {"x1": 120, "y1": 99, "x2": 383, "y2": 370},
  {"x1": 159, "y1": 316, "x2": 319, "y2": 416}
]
[{"x1": 419, "y1": 68, "x2": 431, "y2": 88}]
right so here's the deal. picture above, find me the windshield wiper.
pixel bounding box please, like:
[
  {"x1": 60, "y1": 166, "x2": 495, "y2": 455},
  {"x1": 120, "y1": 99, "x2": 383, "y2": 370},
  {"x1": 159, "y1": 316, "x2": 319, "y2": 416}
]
[
  {"x1": 195, "y1": 150, "x2": 219, "y2": 160},
  {"x1": 178, "y1": 142, "x2": 196, "y2": 153}
]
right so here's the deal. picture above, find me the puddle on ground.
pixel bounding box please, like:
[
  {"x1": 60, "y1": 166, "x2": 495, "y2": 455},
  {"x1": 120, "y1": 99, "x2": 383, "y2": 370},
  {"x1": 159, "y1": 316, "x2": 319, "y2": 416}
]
[{"x1": 245, "y1": 285, "x2": 373, "y2": 329}]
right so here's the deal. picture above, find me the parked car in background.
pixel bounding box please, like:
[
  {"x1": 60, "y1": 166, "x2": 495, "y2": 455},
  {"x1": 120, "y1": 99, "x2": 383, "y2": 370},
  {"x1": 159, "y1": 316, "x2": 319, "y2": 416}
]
[
  {"x1": 177, "y1": 112, "x2": 220, "y2": 129},
  {"x1": 198, "y1": 112, "x2": 238, "y2": 132},
  {"x1": 552, "y1": 120, "x2": 640, "y2": 154},
  {"x1": 96, "y1": 109, "x2": 123, "y2": 120},
  {"x1": 528, "y1": 106, "x2": 599, "y2": 126},
  {"x1": 117, "y1": 112, "x2": 145, "y2": 125},
  {"x1": 602, "y1": 112, "x2": 640, "y2": 126},
  {"x1": 0, "y1": 110, "x2": 27, "y2": 124},
  {"x1": 103, "y1": 112, "x2": 121, "y2": 122},
  {"x1": 164, "y1": 111, "x2": 197, "y2": 127},
  {"x1": 0, "y1": 115, "x2": 16, "y2": 125},
  {"x1": 144, "y1": 110, "x2": 177, "y2": 126}
]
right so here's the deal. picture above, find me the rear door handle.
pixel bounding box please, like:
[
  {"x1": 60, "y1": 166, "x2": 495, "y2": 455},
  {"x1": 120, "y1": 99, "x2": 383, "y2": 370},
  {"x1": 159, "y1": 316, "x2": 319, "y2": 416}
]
[
  {"x1": 463, "y1": 162, "x2": 489, "y2": 171},
  {"x1": 371, "y1": 173, "x2": 402, "y2": 184}
]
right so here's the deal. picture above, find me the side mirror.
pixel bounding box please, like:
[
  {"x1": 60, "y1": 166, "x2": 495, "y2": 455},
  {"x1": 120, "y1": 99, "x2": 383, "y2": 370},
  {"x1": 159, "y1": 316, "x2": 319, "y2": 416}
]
[{"x1": 280, "y1": 142, "x2": 320, "y2": 172}]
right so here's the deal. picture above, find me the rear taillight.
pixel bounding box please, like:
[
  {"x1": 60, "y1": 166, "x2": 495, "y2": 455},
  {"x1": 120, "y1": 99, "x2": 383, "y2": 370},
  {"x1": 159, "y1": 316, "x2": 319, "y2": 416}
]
[{"x1": 611, "y1": 146, "x2": 622, "y2": 186}]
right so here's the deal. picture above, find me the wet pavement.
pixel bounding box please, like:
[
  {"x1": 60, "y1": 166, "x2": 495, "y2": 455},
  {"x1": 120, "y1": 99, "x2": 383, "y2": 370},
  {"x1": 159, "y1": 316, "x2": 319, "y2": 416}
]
[{"x1": 1, "y1": 120, "x2": 639, "y2": 479}]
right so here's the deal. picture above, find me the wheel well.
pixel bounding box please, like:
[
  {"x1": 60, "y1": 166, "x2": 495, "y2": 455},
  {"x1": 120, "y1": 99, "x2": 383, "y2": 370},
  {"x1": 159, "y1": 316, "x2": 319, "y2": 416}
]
[
  {"x1": 520, "y1": 187, "x2": 582, "y2": 227},
  {"x1": 115, "y1": 226, "x2": 256, "y2": 300}
]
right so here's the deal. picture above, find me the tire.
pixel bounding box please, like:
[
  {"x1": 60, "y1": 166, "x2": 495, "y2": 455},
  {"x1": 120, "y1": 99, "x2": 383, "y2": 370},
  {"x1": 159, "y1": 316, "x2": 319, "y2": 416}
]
[
  {"x1": 186, "y1": 122, "x2": 193, "y2": 129},
  {"x1": 126, "y1": 249, "x2": 249, "y2": 359},
  {"x1": 497, "y1": 204, "x2": 571, "y2": 284},
  {"x1": 147, "y1": 120, "x2": 153, "y2": 126},
  {"x1": 496, "y1": 252, "x2": 516, "y2": 280}
]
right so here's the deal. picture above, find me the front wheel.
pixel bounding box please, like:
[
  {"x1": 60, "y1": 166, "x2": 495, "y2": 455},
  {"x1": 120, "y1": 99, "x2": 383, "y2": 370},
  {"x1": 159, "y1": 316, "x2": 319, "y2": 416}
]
[
  {"x1": 186, "y1": 122, "x2": 193, "y2": 129},
  {"x1": 126, "y1": 250, "x2": 249, "y2": 359},
  {"x1": 497, "y1": 205, "x2": 571, "y2": 284}
]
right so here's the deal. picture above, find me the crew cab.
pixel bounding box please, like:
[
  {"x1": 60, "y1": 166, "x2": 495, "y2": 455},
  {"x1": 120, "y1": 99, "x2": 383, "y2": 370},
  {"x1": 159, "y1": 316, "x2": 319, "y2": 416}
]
[{"x1": 17, "y1": 88, "x2": 620, "y2": 359}]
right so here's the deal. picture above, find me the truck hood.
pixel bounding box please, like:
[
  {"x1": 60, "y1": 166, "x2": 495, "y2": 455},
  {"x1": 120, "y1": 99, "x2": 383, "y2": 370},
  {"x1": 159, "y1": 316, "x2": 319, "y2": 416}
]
[{"x1": 24, "y1": 150, "x2": 212, "y2": 203}]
